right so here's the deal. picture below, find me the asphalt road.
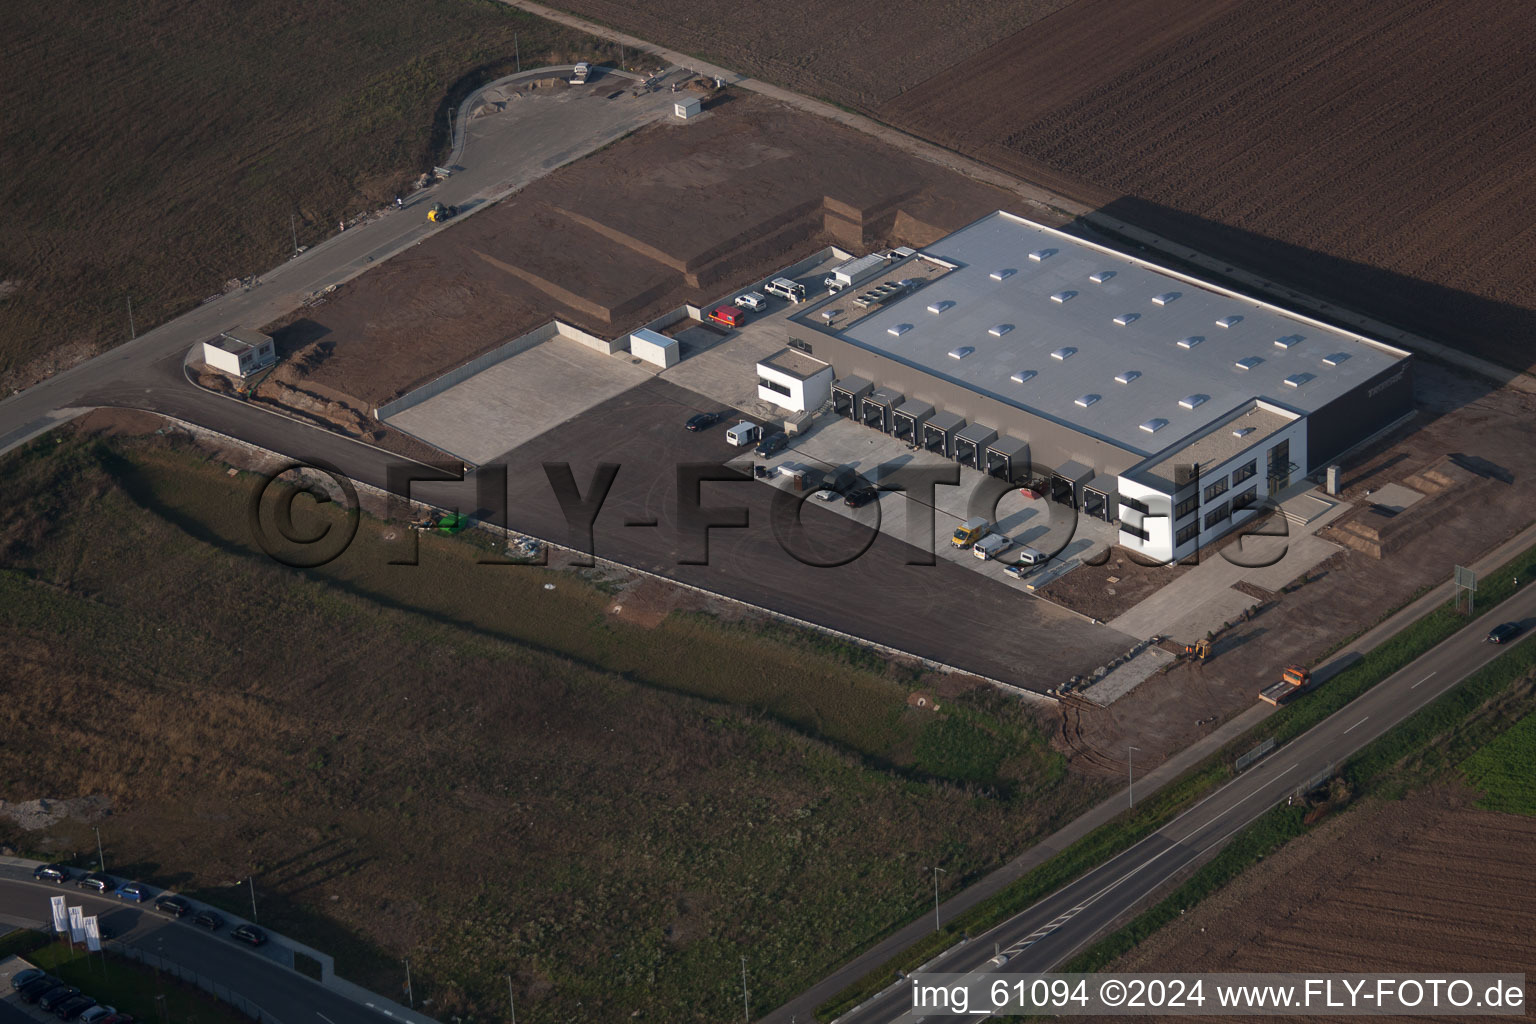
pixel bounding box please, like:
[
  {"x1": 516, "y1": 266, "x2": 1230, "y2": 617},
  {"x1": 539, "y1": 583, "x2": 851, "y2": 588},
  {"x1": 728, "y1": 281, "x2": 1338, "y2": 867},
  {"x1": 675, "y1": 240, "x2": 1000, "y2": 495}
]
[
  {"x1": 836, "y1": 591, "x2": 1536, "y2": 1024},
  {"x1": 0, "y1": 876, "x2": 391, "y2": 1024}
]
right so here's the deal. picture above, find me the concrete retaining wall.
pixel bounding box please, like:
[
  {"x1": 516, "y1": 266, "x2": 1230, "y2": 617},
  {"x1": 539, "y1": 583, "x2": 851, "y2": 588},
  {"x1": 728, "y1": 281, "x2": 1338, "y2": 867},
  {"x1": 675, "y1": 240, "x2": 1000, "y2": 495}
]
[{"x1": 375, "y1": 320, "x2": 624, "y2": 421}]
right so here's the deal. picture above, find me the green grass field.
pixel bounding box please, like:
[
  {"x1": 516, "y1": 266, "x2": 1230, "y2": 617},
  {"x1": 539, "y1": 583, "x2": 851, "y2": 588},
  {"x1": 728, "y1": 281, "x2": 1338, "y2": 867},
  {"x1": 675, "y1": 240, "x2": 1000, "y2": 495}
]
[
  {"x1": 0, "y1": 430, "x2": 1106, "y2": 1020},
  {"x1": 1461, "y1": 710, "x2": 1536, "y2": 816},
  {"x1": 0, "y1": 0, "x2": 614, "y2": 384},
  {"x1": 25, "y1": 941, "x2": 248, "y2": 1024}
]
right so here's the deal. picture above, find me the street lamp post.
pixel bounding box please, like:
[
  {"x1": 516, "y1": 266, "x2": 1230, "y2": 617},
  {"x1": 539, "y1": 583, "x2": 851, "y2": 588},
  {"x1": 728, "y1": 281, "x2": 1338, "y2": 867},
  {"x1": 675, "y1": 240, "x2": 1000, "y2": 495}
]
[
  {"x1": 93, "y1": 826, "x2": 105, "y2": 872},
  {"x1": 507, "y1": 973, "x2": 516, "y2": 1023},
  {"x1": 931, "y1": 866, "x2": 946, "y2": 932},
  {"x1": 740, "y1": 956, "x2": 750, "y2": 1023},
  {"x1": 1128, "y1": 746, "x2": 1141, "y2": 808},
  {"x1": 404, "y1": 958, "x2": 414, "y2": 1008},
  {"x1": 248, "y1": 877, "x2": 258, "y2": 923}
]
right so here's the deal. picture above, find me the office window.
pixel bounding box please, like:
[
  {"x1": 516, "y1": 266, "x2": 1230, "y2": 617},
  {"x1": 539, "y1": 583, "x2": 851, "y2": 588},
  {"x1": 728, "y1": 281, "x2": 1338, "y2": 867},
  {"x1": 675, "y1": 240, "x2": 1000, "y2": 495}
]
[
  {"x1": 1232, "y1": 486, "x2": 1258, "y2": 511},
  {"x1": 1203, "y1": 476, "x2": 1229, "y2": 502},
  {"x1": 1204, "y1": 502, "x2": 1231, "y2": 529},
  {"x1": 1122, "y1": 522, "x2": 1150, "y2": 542},
  {"x1": 1120, "y1": 496, "x2": 1150, "y2": 516},
  {"x1": 1176, "y1": 522, "x2": 1200, "y2": 547},
  {"x1": 1233, "y1": 460, "x2": 1257, "y2": 484},
  {"x1": 758, "y1": 378, "x2": 791, "y2": 397},
  {"x1": 1175, "y1": 494, "x2": 1199, "y2": 521}
]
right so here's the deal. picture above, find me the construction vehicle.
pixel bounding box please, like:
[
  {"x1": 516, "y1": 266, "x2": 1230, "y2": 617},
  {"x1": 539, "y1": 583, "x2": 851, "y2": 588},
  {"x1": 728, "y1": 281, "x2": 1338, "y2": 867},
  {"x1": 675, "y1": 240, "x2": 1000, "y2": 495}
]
[
  {"x1": 427, "y1": 202, "x2": 458, "y2": 223},
  {"x1": 1259, "y1": 664, "x2": 1312, "y2": 705},
  {"x1": 1183, "y1": 639, "x2": 1213, "y2": 661}
]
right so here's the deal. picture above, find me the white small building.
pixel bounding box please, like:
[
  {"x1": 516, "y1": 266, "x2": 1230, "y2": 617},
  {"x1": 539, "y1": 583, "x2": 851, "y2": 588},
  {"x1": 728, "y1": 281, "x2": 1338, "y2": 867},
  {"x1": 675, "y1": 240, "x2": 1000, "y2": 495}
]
[
  {"x1": 628, "y1": 327, "x2": 679, "y2": 368},
  {"x1": 757, "y1": 348, "x2": 833, "y2": 413},
  {"x1": 674, "y1": 97, "x2": 701, "y2": 120},
  {"x1": 201, "y1": 328, "x2": 275, "y2": 378}
]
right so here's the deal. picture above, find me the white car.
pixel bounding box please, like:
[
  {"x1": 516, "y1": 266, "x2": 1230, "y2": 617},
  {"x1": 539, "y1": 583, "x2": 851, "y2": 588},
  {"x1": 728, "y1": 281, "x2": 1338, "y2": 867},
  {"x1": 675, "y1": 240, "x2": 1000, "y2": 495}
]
[
  {"x1": 812, "y1": 489, "x2": 839, "y2": 502},
  {"x1": 734, "y1": 292, "x2": 768, "y2": 312}
]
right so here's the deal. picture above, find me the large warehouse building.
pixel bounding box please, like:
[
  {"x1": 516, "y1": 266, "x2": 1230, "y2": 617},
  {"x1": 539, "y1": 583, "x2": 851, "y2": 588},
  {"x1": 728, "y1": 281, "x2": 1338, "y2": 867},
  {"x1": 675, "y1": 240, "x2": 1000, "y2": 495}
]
[{"x1": 761, "y1": 212, "x2": 1413, "y2": 562}]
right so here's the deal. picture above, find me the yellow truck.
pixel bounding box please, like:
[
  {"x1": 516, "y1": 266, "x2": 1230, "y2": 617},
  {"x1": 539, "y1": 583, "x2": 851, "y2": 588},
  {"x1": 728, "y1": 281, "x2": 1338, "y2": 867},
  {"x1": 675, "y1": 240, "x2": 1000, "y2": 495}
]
[{"x1": 952, "y1": 516, "x2": 989, "y2": 549}]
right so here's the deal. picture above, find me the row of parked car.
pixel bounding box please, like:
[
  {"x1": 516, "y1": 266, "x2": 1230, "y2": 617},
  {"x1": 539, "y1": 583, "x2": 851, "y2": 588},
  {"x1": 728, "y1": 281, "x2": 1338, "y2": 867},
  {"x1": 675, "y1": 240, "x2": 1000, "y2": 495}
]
[
  {"x1": 30, "y1": 863, "x2": 267, "y2": 946},
  {"x1": 9, "y1": 968, "x2": 131, "y2": 1021}
]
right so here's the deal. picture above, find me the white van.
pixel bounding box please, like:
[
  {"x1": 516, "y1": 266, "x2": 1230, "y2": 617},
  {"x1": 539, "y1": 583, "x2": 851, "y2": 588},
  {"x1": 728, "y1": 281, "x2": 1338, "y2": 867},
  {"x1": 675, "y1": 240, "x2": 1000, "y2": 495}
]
[
  {"x1": 973, "y1": 533, "x2": 1013, "y2": 561},
  {"x1": 725, "y1": 421, "x2": 761, "y2": 447},
  {"x1": 734, "y1": 292, "x2": 768, "y2": 312},
  {"x1": 765, "y1": 277, "x2": 806, "y2": 303}
]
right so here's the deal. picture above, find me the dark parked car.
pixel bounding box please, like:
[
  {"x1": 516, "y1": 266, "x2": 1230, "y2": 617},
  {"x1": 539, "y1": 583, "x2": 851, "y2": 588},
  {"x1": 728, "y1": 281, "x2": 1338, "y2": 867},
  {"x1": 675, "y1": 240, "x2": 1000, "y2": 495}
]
[
  {"x1": 153, "y1": 894, "x2": 191, "y2": 918},
  {"x1": 33, "y1": 863, "x2": 71, "y2": 884},
  {"x1": 231, "y1": 924, "x2": 268, "y2": 947},
  {"x1": 192, "y1": 909, "x2": 224, "y2": 932},
  {"x1": 843, "y1": 485, "x2": 879, "y2": 508},
  {"x1": 77, "y1": 871, "x2": 116, "y2": 893},
  {"x1": 1486, "y1": 622, "x2": 1522, "y2": 644},
  {"x1": 38, "y1": 986, "x2": 81, "y2": 1011},
  {"x1": 684, "y1": 411, "x2": 721, "y2": 431},
  {"x1": 754, "y1": 431, "x2": 788, "y2": 458},
  {"x1": 17, "y1": 975, "x2": 62, "y2": 1002},
  {"x1": 115, "y1": 882, "x2": 148, "y2": 902},
  {"x1": 11, "y1": 968, "x2": 46, "y2": 991},
  {"x1": 55, "y1": 995, "x2": 98, "y2": 1020}
]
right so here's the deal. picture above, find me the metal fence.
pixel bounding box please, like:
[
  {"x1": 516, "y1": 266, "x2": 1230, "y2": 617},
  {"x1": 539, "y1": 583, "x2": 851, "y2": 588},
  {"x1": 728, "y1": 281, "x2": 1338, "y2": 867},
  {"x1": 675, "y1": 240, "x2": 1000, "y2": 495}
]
[
  {"x1": 1235, "y1": 736, "x2": 1277, "y2": 772},
  {"x1": 115, "y1": 942, "x2": 284, "y2": 1024}
]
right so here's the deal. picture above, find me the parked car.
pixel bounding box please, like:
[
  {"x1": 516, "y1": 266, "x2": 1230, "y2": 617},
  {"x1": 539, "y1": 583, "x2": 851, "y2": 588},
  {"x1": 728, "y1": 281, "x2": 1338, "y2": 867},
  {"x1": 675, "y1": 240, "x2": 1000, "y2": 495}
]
[
  {"x1": 811, "y1": 488, "x2": 839, "y2": 502},
  {"x1": 80, "y1": 1005, "x2": 118, "y2": 1023},
  {"x1": 1486, "y1": 622, "x2": 1523, "y2": 644},
  {"x1": 733, "y1": 292, "x2": 768, "y2": 312},
  {"x1": 55, "y1": 995, "x2": 98, "y2": 1020},
  {"x1": 38, "y1": 986, "x2": 81, "y2": 1011},
  {"x1": 34, "y1": 863, "x2": 71, "y2": 884},
  {"x1": 10, "y1": 968, "x2": 46, "y2": 991},
  {"x1": 684, "y1": 411, "x2": 721, "y2": 431},
  {"x1": 843, "y1": 486, "x2": 879, "y2": 508},
  {"x1": 77, "y1": 872, "x2": 116, "y2": 893},
  {"x1": 153, "y1": 894, "x2": 191, "y2": 918},
  {"x1": 231, "y1": 924, "x2": 268, "y2": 947},
  {"x1": 17, "y1": 976, "x2": 63, "y2": 1002},
  {"x1": 192, "y1": 909, "x2": 224, "y2": 932},
  {"x1": 115, "y1": 882, "x2": 148, "y2": 902},
  {"x1": 753, "y1": 432, "x2": 788, "y2": 458}
]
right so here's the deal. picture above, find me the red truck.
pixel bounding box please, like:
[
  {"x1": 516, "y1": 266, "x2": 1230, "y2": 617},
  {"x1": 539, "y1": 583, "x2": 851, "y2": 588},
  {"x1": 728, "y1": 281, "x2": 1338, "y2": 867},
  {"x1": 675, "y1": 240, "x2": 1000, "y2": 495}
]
[{"x1": 708, "y1": 304, "x2": 745, "y2": 328}]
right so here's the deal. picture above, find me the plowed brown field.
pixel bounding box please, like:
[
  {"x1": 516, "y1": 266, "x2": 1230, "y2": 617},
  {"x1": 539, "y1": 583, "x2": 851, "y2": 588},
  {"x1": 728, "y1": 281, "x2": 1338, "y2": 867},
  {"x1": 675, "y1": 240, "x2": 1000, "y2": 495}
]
[
  {"x1": 881, "y1": 0, "x2": 1536, "y2": 371},
  {"x1": 1106, "y1": 786, "x2": 1536, "y2": 1022}
]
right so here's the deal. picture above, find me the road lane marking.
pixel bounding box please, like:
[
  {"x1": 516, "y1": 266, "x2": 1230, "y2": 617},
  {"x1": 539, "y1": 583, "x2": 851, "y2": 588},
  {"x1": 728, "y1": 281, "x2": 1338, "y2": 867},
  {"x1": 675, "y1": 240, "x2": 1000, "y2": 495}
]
[
  {"x1": 1411, "y1": 671, "x2": 1436, "y2": 689},
  {"x1": 317, "y1": 1015, "x2": 336, "y2": 1024},
  {"x1": 1343, "y1": 716, "x2": 1369, "y2": 734}
]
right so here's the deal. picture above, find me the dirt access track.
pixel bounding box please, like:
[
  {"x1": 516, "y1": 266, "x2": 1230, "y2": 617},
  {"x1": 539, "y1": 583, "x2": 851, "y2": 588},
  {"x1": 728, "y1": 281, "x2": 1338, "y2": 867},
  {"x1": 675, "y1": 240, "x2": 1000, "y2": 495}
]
[
  {"x1": 271, "y1": 90, "x2": 1021, "y2": 412},
  {"x1": 1105, "y1": 786, "x2": 1536, "y2": 1023},
  {"x1": 879, "y1": 0, "x2": 1536, "y2": 373}
]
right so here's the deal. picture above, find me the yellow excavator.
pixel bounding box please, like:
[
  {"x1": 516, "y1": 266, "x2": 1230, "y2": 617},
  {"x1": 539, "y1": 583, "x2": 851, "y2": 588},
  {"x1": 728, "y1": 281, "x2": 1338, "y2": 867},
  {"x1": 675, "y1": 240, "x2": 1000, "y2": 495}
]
[{"x1": 427, "y1": 202, "x2": 458, "y2": 223}]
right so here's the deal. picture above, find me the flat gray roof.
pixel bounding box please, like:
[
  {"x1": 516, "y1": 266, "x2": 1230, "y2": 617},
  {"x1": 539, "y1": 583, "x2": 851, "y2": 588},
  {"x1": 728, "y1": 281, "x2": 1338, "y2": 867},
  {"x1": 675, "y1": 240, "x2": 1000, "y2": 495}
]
[
  {"x1": 824, "y1": 212, "x2": 1408, "y2": 458},
  {"x1": 1138, "y1": 403, "x2": 1294, "y2": 488},
  {"x1": 759, "y1": 348, "x2": 829, "y2": 380}
]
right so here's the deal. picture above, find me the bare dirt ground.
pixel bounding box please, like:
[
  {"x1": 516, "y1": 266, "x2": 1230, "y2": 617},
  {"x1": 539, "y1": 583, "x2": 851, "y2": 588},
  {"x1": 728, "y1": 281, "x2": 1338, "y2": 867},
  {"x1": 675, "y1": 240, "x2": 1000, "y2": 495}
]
[
  {"x1": 1040, "y1": 548, "x2": 1194, "y2": 624},
  {"x1": 880, "y1": 0, "x2": 1536, "y2": 372},
  {"x1": 1106, "y1": 785, "x2": 1536, "y2": 1022},
  {"x1": 270, "y1": 91, "x2": 1021, "y2": 429},
  {"x1": 1057, "y1": 362, "x2": 1536, "y2": 777},
  {"x1": 543, "y1": 0, "x2": 1073, "y2": 109}
]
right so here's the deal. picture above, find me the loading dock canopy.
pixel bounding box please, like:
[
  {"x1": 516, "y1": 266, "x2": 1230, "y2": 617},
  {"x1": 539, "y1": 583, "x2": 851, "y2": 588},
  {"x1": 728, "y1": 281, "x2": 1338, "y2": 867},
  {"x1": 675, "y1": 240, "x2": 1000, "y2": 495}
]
[
  {"x1": 865, "y1": 387, "x2": 904, "y2": 408},
  {"x1": 831, "y1": 375, "x2": 873, "y2": 417},
  {"x1": 954, "y1": 422, "x2": 998, "y2": 468},
  {"x1": 861, "y1": 387, "x2": 904, "y2": 431},
  {"x1": 985, "y1": 435, "x2": 1030, "y2": 480},
  {"x1": 891, "y1": 400, "x2": 935, "y2": 441},
  {"x1": 922, "y1": 410, "x2": 966, "y2": 455},
  {"x1": 1054, "y1": 460, "x2": 1095, "y2": 486}
]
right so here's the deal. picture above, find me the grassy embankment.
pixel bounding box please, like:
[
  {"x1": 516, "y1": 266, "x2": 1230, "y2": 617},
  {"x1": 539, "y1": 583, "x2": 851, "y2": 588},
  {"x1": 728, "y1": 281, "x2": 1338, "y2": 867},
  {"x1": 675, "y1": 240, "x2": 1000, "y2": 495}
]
[
  {"x1": 819, "y1": 531, "x2": 1536, "y2": 1018},
  {"x1": 0, "y1": 430, "x2": 1106, "y2": 1021},
  {"x1": 0, "y1": 0, "x2": 616, "y2": 384}
]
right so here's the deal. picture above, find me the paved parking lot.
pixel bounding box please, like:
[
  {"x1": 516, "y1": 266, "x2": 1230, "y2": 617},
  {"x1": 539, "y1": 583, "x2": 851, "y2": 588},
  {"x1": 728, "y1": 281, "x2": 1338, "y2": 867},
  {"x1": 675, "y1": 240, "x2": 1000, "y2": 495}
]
[
  {"x1": 385, "y1": 336, "x2": 657, "y2": 463},
  {"x1": 424, "y1": 376, "x2": 1135, "y2": 691}
]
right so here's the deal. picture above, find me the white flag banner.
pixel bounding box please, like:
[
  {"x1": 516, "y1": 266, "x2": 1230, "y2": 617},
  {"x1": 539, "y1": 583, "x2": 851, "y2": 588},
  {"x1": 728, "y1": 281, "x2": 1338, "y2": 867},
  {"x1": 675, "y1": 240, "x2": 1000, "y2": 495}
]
[
  {"x1": 68, "y1": 905, "x2": 84, "y2": 942},
  {"x1": 83, "y1": 915, "x2": 101, "y2": 952},
  {"x1": 50, "y1": 895, "x2": 68, "y2": 933}
]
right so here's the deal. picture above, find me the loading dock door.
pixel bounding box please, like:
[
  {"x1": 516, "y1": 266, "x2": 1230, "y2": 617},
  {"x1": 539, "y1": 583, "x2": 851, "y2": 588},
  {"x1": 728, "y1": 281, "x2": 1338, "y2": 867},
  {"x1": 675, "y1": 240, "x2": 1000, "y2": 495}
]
[
  {"x1": 831, "y1": 376, "x2": 872, "y2": 421},
  {"x1": 985, "y1": 436, "x2": 1030, "y2": 483},
  {"x1": 923, "y1": 412, "x2": 966, "y2": 458},
  {"x1": 923, "y1": 423, "x2": 948, "y2": 454},
  {"x1": 891, "y1": 400, "x2": 934, "y2": 444},
  {"x1": 1050, "y1": 474, "x2": 1075, "y2": 506},
  {"x1": 1084, "y1": 487, "x2": 1111, "y2": 522},
  {"x1": 861, "y1": 399, "x2": 886, "y2": 431},
  {"x1": 953, "y1": 423, "x2": 998, "y2": 470}
]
